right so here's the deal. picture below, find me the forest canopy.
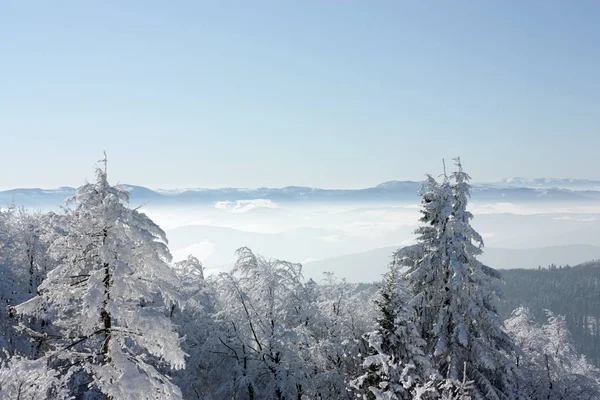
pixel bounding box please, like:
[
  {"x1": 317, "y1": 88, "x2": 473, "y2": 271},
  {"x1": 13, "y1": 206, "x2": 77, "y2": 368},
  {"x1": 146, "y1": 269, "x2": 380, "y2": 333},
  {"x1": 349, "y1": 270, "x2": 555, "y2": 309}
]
[{"x1": 0, "y1": 157, "x2": 598, "y2": 400}]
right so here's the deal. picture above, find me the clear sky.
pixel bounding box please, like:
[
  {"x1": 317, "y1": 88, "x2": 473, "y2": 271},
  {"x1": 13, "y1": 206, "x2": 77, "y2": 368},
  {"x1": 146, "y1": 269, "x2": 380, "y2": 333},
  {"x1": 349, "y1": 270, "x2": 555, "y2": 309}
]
[{"x1": 1, "y1": 1, "x2": 599, "y2": 189}]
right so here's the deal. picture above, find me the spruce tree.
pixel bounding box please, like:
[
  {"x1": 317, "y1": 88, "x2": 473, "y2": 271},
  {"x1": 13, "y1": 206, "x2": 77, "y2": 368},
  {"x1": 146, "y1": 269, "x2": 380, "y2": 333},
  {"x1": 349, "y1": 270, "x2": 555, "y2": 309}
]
[
  {"x1": 352, "y1": 262, "x2": 437, "y2": 400},
  {"x1": 400, "y1": 158, "x2": 521, "y2": 400}
]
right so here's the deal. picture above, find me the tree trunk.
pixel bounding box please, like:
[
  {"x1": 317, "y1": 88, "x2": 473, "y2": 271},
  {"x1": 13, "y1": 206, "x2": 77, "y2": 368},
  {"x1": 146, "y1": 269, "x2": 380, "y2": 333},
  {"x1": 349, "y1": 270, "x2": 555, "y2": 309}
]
[
  {"x1": 101, "y1": 228, "x2": 112, "y2": 364},
  {"x1": 28, "y1": 249, "x2": 35, "y2": 295},
  {"x1": 545, "y1": 353, "x2": 553, "y2": 399},
  {"x1": 101, "y1": 261, "x2": 111, "y2": 363},
  {"x1": 247, "y1": 383, "x2": 255, "y2": 400}
]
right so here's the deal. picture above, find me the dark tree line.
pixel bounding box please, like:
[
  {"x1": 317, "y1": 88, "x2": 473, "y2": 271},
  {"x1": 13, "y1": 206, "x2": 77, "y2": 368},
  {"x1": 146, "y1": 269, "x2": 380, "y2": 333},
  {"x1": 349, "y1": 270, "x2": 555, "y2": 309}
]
[{"x1": 499, "y1": 261, "x2": 600, "y2": 367}]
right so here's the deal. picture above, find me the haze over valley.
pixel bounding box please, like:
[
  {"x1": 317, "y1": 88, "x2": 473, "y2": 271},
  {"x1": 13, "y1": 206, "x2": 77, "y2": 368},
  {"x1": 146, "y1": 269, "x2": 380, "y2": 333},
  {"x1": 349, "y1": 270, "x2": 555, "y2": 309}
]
[{"x1": 4, "y1": 177, "x2": 600, "y2": 282}]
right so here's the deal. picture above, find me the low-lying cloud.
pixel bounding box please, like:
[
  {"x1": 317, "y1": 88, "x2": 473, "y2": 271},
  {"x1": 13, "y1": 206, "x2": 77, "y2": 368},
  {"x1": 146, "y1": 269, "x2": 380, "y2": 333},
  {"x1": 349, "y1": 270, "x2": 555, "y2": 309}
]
[{"x1": 214, "y1": 199, "x2": 279, "y2": 213}]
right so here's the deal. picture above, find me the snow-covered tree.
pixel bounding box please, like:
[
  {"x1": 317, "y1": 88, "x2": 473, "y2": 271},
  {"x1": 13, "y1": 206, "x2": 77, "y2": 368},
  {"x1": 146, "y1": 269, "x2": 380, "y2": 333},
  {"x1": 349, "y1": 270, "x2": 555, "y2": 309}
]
[
  {"x1": 308, "y1": 272, "x2": 375, "y2": 399},
  {"x1": 0, "y1": 356, "x2": 70, "y2": 399},
  {"x1": 438, "y1": 362, "x2": 474, "y2": 400},
  {"x1": 505, "y1": 307, "x2": 600, "y2": 399},
  {"x1": 171, "y1": 255, "x2": 218, "y2": 399},
  {"x1": 0, "y1": 207, "x2": 21, "y2": 358},
  {"x1": 351, "y1": 262, "x2": 437, "y2": 400},
  {"x1": 398, "y1": 158, "x2": 521, "y2": 399},
  {"x1": 0, "y1": 207, "x2": 54, "y2": 359},
  {"x1": 208, "y1": 247, "x2": 315, "y2": 399},
  {"x1": 17, "y1": 158, "x2": 185, "y2": 399},
  {"x1": 12, "y1": 209, "x2": 52, "y2": 296}
]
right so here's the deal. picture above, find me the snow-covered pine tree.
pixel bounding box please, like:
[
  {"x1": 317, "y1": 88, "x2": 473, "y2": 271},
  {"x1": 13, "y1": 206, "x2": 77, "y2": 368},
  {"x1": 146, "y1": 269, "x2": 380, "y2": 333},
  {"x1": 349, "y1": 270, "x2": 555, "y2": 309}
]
[
  {"x1": 352, "y1": 262, "x2": 437, "y2": 400},
  {"x1": 17, "y1": 156, "x2": 185, "y2": 399},
  {"x1": 399, "y1": 158, "x2": 521, "y2": 400}
]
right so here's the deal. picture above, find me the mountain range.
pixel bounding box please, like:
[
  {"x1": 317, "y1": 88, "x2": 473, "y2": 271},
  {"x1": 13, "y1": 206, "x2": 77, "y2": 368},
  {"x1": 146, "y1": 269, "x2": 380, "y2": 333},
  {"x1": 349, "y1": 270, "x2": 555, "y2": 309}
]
[
  {"x1": 2, "y1": 179, "x2": 600, "y2": 209},
  {"x1": 485, "y1": 177, "x2": 600, "y2": 190}
]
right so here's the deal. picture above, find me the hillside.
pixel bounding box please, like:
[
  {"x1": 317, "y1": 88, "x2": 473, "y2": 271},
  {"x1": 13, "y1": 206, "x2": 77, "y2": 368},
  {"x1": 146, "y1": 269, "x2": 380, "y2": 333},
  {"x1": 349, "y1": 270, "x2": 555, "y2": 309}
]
[
  {"x1": 499, "y1": 261, "x2": 600, "y2": 366},
  {"x1": 302, "y1": 244, "x2": 600, "y2": 282}
]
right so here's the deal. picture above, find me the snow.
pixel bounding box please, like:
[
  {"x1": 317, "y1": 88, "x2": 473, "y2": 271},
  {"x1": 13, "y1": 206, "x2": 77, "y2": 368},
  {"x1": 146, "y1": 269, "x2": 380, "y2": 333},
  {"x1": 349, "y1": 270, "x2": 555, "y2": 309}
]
[{"x1": 2, "y1": 158, "x2": 600, "y2": 399}]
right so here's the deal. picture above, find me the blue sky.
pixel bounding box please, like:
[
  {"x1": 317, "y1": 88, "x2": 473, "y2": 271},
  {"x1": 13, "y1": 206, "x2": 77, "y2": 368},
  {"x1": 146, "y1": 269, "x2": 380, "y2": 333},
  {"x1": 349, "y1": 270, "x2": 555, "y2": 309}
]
[{"x1": 1, "y1": 1, "x2": 599, "y2": 189}]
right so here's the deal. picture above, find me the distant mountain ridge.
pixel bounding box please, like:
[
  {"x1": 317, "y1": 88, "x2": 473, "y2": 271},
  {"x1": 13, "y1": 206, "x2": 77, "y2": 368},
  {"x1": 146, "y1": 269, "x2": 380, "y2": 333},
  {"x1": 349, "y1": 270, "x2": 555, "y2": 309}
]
[
  {"x1": 2, "y1": 180, "x2": 600, "y2": 208},
  {"x1": 485, "y1": 177, "x2": 600, "y2": 189}
]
